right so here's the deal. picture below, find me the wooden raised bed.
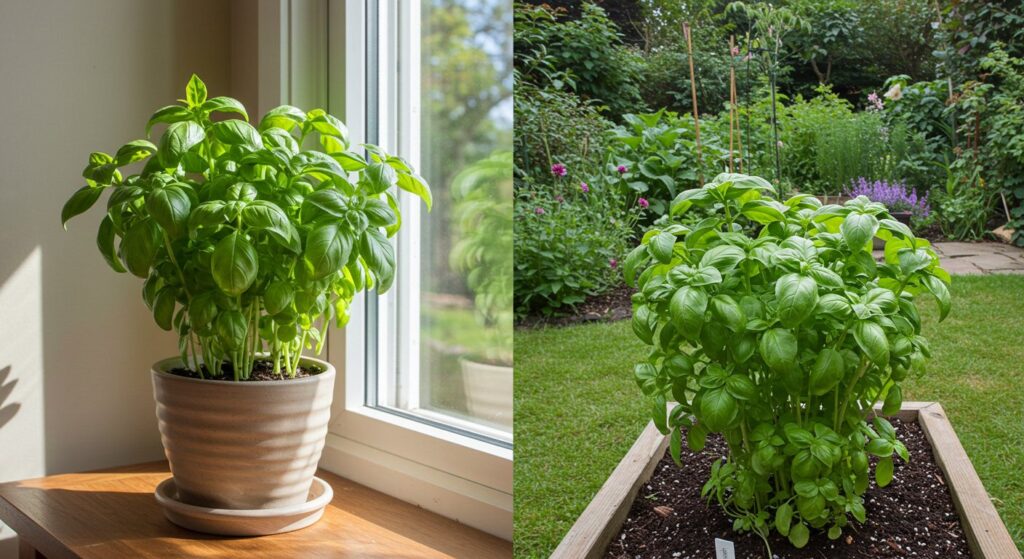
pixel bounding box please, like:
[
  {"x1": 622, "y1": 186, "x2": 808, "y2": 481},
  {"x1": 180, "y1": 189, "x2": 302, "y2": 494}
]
[{"x1": 552, "y1": 402, "x2": 1021, "y2": 559}]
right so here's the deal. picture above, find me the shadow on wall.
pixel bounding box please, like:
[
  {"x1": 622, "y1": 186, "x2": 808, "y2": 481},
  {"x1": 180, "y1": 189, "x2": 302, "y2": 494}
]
[{"x1": 0, "y1": 367, "x2": 19, "y2": 431}]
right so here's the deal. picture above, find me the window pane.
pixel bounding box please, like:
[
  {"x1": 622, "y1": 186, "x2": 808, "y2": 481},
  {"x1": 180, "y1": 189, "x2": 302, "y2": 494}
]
[{"x1": 377, "y1": 0, "x2": 512, "y2": 440}]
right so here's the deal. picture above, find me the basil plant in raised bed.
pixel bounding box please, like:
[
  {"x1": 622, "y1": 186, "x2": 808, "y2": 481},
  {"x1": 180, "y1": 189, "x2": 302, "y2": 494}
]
[
  {"x1": 61, "y1": 75, "x2": 431, "y2": 380},
  {"x1": 624, "y1": 173, "x2": 950, "y2": 553}
]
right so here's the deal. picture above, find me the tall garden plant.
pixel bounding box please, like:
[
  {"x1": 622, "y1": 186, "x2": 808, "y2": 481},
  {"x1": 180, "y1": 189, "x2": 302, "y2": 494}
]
[
  {"x1": 625, "y1": 173, "x2": 950, "y2": 553},
  {"x1": 62, "y1": 75, "x2": 431, "y2": 380}
]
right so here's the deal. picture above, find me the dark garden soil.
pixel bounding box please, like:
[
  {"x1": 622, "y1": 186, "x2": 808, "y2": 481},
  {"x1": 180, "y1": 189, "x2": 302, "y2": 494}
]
[
  {"x1": 517, "y1": 284, "x2": 636, "y2": 328},
  {"x1": 606, "y1": 419, "x2": 971, "y2": 559},
  {"x1": 169, "y1": 359, "x2": 324, "y2": 381}
]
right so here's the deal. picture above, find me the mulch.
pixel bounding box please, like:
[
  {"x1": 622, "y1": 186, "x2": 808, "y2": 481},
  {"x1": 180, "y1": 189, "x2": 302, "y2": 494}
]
[
  {"x1": 606, "y1": 418, "x2": 971, "y2": 559},
  {"x1": 517, "y1": 284, "x2": 636, "y2": 329}
]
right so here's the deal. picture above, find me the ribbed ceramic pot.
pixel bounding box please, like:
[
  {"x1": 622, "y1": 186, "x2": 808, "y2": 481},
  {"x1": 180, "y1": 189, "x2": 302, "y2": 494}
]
[
  {"x1": 151, "y1": 356, "x2": 335, "y2": 510},
  {"x1": 459, "y1": 357, "x2": 513, "y2": 428}
]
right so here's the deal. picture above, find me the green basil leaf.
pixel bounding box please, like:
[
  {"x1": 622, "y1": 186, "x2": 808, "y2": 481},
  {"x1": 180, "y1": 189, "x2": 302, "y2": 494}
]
[
  {"x1": 146, "y1": 186, "x2": 191, "y2": 238},
  {"x1": 396, "y1": 171, "x2": 433, "y2": 211},
  {"x1": 789, "y1": 522, "x2": 810, "y2": 548},
  {"x1": 259, "y1": 105, "x2": 307, "y2": 131},
  {"x1": 185, "y1": 73, "x2": 207, "y2": 107},
  {"x1": 759, "y1": 328, "x2": 798, "y2": 372},
  {"x1": 700, "y1": 244, "x2": 746, "y2": 272},
  {"x1": 882, "y1": 385, "x2": 902, "y2": 415},
  {"x1": 61, "y1": 186, "x2": 104, "y2": 229},
  {"x1": 710, "y1": 294, "x2": 746, "y2": 332},
  {"x1": 114, "y1": 140, "x2": 158, "y2": 166},
  {"x1": 921, "y1": 274, "x2": 951, "y2": 321},
  {"x1": 854, "y1": 320, "x2": 890, "y2": 367},
  {"x1": 153, "y1": 288, "x2": 176, "y2": 331},
  {"x1": 159, "y1": 121, "x2": 205, "y2": 167},
  {"x1": 700, "y1": 387, "x2": 738, "y2": 431},
  {"x1": 121, "y1": 219, "x2": 161, "y2": 278},
  {"x1": 649, "y1": 231, "x2": 676, "y2": 263},
  {"x1": 304, "y1": 223, "x2": 353, "y2": 280},
  {"x1": 201, "y1": 96, "x2": 248, "y2": 120},
  {"x1": 809, "y1": 348, "x2": 844, "y2": 395},
  {"x1": 775, "y1": 503, "x2": 793, "y2": 536},
  {"x1": 840, "y1": 212, "x2": 879, "y2": 252},
  {"x1": 210, "y1": 120, "x2": 263, "y2": 150},
  {"x1": 364, "y1": 161, "x2": 399, "y2": 194},
  {"x1": 146, "y1": 105, "x2": 192, "y2": 136},
  {"x1": 669, "y1": 286, "x2": 708, "y2": 340},
  {"x1": 211, "y1": 232, "x2": 258, "y2": 296},
  {"x1": 360, "y1": 228, "x2": 396, "y2": 292},
  {"x1": 776, "y1": 273, "x2": 818, "y2": 327},
  {"x1": 96, "y1": 215, "x2": 126, "y2": 273},
  {"x1": 875, "y1": 456, "x2": 894, "y2": 487},
  {"x1": 216, "y1": 310, "x2": 247, "y2": 350}
]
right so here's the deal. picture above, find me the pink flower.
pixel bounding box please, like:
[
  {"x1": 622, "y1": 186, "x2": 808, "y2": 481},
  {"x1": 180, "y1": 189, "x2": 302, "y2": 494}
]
[
  {"x1": 555, "y1": 195, "x2": 565, "y2": 203},
  {"x1": 867, "y1": 92, "x2": 884, "y2": 111},
  {"x1": 534, "y1": 207, "x2": 545, "y2": 215},
  {"x1": 638, "y1": 197, "x2": 649, "y2": 209},
  {"x1": 580, "y1": 182, "x2": 590, "y2": 193},
  {"x1": 609, "y1": 258, "x2": 618, "y2": 269},
  {"x1": 617, "y1": 165, "x2": 628, "y2": 174},
  {"x1": 731, "y1": 46, "x2": 740, "y2": 56},
  {"x1": 550, "y1": 163, "x2": 567, "y2": 177}
]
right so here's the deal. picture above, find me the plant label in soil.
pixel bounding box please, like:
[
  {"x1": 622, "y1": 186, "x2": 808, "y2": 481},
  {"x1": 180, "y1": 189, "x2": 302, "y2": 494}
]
[{"x1": 714, "y1": 538, "x2": 735, "y2": 559}]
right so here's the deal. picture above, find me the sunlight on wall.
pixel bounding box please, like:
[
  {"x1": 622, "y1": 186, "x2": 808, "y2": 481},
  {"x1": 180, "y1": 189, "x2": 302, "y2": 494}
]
[{"x1": 0, "y1": 247, "x2": 45, "y2": 555}]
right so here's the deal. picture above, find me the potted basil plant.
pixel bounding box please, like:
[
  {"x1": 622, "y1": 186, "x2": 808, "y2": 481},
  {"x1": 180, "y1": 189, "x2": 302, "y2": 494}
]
[
  {"x1": 624, "y1": 173, "x2": 951, "y2": 555},
  {"x1": 60, "y1": 75, "x2": 431, "y2": 534},
  {"x1": 450, "y1": 151, "x2": 513, "y2": 428}
]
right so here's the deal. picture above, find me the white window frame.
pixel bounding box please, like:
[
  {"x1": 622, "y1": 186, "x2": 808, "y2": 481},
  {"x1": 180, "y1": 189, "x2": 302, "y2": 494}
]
[{"x1": 266, "y1": 0, "x2": 512, "y2": 540}]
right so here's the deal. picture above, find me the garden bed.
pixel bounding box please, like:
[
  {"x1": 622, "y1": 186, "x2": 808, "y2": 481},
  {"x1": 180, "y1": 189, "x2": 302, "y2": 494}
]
[{"x1": 551, "y1": 402, "x2": 1020, "y2": 559}]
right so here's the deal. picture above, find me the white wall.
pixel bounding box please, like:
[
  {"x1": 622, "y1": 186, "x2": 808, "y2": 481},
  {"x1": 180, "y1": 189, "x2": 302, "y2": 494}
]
[{"x1": 0, "y1": 1, "x2": 253, "y2": 556}]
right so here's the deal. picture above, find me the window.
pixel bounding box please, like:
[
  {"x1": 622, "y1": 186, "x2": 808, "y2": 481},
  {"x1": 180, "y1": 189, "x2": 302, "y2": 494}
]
[
  {"x1": 309, "y1": 0, "x2": 512, "y2": 539},
  {"x1": 369, "y1": 0, "x2": 513, "y2": 445}
]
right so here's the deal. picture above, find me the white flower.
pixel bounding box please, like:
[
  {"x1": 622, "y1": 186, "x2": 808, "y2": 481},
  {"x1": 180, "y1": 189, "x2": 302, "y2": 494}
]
[{"x1": 884, "y1": 84, "x2": 903, "y2": 101}]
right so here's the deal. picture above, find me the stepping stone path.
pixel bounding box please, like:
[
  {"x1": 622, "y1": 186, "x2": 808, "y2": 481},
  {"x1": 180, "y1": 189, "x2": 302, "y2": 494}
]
[{"x1": 874, "y1": 241, "x2": 1024, "y2": 275}]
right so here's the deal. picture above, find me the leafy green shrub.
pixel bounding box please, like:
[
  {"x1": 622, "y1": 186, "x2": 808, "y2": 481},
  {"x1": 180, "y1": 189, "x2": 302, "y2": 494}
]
[
  {"x1": 813, "y1": 111, "x2": 890, "y2": 194},
  {"x1": 625, "y1": 173, "x2": 950, "y2": 553},
  {"x1": 513, "y1": 2, "x2": 644, "y2": 117},
  {"x1": 514, "y1": 173, "x2": 635, "y2": 318},
  {"x1": 604, "y1": 110, "x2": 727, "y2": 220},
  {"x1": 451, "y1": 151, "x2": 513, "y2": 364},
  {"x1": 777, "y1": 88, "x2": 855, "y2": 193},
  {"x1": 514, "y1": 84, "x2": 609, "y2": 183},
  {"x1": 61, "y1": 75, "x2": 431, "y2": 379}
]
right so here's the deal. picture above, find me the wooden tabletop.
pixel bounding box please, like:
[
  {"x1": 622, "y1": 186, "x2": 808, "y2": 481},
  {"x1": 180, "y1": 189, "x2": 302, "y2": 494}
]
[{"x1": 0, "y1": 462, "x2": 511, "y2": 559}]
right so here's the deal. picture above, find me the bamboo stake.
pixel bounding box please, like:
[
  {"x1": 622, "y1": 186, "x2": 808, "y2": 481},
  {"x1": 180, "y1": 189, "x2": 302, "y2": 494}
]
[
  {"x1": 683, "y1": 22, "x2": 703, "y2": 186},
  {"x1": 733, "y1": 50, "x2": 744, "y2": 173},
  {"x1": 728, "y1": 37, "x2": 735, "y2": 173}
]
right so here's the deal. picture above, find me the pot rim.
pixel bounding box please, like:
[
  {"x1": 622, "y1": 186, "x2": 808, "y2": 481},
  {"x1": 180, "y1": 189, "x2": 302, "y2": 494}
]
[
  {"x1": 458, "y1": 355, "x2": 514, "y2": 370},
  {"x1": 152, "y1": 355, "x2": 335, "y2": 387}
]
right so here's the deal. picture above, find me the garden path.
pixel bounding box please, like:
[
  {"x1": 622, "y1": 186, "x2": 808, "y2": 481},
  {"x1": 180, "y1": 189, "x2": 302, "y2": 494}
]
[{"x1": 873, "y1": 241, "x2": 1024, "y2": 275}]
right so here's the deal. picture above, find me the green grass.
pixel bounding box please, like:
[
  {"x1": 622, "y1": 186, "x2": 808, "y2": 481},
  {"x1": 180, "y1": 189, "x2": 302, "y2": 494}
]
[{"x1": 513, "y1": 275, "x2": 1024, "y2": 558}]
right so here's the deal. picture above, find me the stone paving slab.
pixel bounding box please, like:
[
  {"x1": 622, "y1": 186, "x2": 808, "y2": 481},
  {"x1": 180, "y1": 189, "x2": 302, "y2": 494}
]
[
  {"x1": 873, "y1": 241, "x2": 1024, "y2": 275},
  {"x1": 933, "y1": 242, "x2": 1024, "y2": 275}
]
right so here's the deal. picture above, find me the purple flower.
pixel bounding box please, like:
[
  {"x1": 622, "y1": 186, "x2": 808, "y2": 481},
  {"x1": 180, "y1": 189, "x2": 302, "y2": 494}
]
[
  {"x1": 617, "y1": 165, "x2": 628, "y2": 174},
  {"x1": 609, "y1": 258, "x2": 618, "y2": 269},
  {"x1": 555, "y1": 195, "x2": 565, "y2": 203},
  {"x1": 638, "y1": 197, "x2": 649, "y2": 209},
  {"x1": 534, "y1": 207, "x2": 545, "y2": 215},
  {"x1": 580, "y1": 181, "x2": 590, "y2": 193},
  {"x1": 551, "y1": 163, "x2": 567, "y2": 177},
  {"x1": 846, "y1": 177, "x2": 930, "y2": 218}
]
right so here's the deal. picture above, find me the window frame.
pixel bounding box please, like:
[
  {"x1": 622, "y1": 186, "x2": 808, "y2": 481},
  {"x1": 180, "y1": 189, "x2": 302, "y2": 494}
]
[{"x1": 267, "y1": 0, "x2": 513, "y2": 539}]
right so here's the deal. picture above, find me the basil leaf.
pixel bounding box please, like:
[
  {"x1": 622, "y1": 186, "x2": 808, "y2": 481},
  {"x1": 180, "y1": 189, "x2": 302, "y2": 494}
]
[{"x1": 211, "y1": 232, "x2": 258, "y2": 296}]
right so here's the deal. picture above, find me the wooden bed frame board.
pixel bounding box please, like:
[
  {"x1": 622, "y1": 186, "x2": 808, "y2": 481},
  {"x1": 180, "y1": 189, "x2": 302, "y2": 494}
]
[{"x1": 551, "y1": 401, "x2": 1021, "y2": 559}]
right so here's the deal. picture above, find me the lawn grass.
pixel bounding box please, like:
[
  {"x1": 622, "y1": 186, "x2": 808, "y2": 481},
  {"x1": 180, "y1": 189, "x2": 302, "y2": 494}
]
[{"x1": 513, "y1": 275, "x2": 1024, "y2": 558}]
